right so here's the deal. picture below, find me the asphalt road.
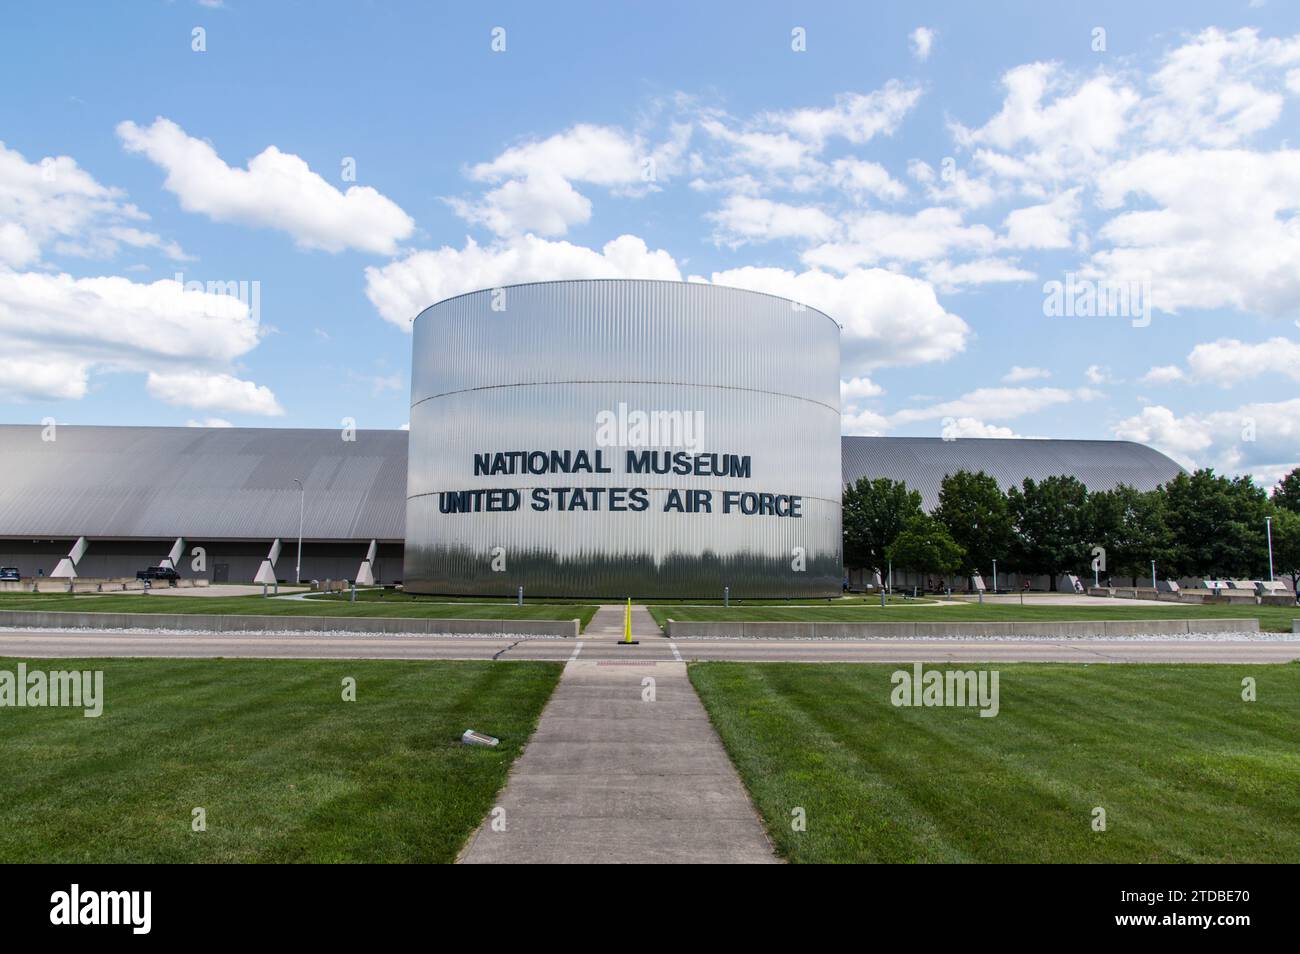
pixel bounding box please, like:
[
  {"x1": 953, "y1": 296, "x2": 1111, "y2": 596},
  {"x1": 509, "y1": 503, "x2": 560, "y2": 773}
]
[{"x1": 3, "y1": 629, "x2": 1299, "y2": 663}]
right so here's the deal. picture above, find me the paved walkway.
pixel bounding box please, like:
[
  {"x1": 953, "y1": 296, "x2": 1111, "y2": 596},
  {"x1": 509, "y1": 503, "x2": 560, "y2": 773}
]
[{"x1": 458, "y1": 656, "x2": 777, "y2": 864}]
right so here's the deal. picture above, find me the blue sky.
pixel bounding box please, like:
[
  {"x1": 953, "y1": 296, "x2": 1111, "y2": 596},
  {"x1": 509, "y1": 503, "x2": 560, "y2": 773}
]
[{"x1": 1, "y1": 1, "x2": 1297, "y2": 483}]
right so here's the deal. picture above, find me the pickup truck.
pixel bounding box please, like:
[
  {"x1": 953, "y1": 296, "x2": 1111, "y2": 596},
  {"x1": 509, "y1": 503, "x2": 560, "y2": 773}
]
[{"x1": 136, "y1": 565, "x2": 180, "y2": 582}]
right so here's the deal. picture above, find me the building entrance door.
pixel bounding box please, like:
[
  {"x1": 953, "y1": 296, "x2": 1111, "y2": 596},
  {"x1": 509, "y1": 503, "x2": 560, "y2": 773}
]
[{"x1": 213, "y1": 563, "x2": 229, "y2": 583}]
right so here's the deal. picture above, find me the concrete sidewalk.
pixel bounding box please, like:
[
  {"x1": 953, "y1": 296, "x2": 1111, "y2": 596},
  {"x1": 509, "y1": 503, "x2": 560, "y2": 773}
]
[{"x1": 458, "y1": 658, "x2": 776, "y2": 864}]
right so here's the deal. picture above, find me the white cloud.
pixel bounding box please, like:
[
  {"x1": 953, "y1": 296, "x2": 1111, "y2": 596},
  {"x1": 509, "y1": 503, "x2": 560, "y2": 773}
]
[
  {"x1": 830, "y1": 158, "x2": 908, "y2": 202},
  {"x1": 703, "y1": 264, "x2": 970, "y2": 372},
  {"x1": 891, "y1": 386, "x2": 1097, "y2": 425},
  {"x1": 117, "y1": 117, "x2": 414, "y2": 254},
  {"x1": 1139, "y1": 364, "x2": 1185, "y2": 385},
  {"x1": 803, "y1": 207, "x2": 995, "y2": 270},
  {"x1": 147, "y1": 370, "x2": 283, "y2": 417},
  {"x1": 939, "y1": 417, "x2": 1021, "y2": 439},
  {"x1": 955, "y1": 63, "x2": 1139, "y2": 185},
  {"x1": 364, "y1": 233, "x2": 683, "y2": 328},
  {"x1": 1091, "y1": 149, "x2": 1300, "y2": 316},
  {"x1": 763, "y1": 81, "x2": 922, "y2": 148},
  {"x1": 450, "y1": 123, "x2": 684, "y2": 237},
  {"x1": 924, "y1": 257, "x2": 1034, "y2": 290},
  {"x1": 1140, "y1": 27, "x2": 1300, "y2": 148},
  {"x1": 708, "y1": 195, "x2": 840, "y2": 245},
  {"x1": 0, "y1": 271, "x2": 268, "y2": 406},
  {"x1": 187, "y1": 417, "x2": 233, "y2": 428},
  {"x1": 0, "y1": 140, "x2": 187, "y2": 266},
  {"x1": 841, "y1": 406, "x2": 890, "y2": 436},
  {"x1": 1002, "y1": 189, "x2": 1080, "y2": 249},
  {"x1": 909, "y1": 27, "x2": 935, "y2": 63},
  {"x1": 1185, "y1": 336, "x2": 1300, "y2": 386},
  {"x1": 1115, "y1": 398, "x2": 1300, "y2": 478},
  {"x1": 1002, "y1": 365, "x2": 1051, "y2": 383},
  {"x1": 841, "y1": 376, "x2": 884, "y2": 400}
]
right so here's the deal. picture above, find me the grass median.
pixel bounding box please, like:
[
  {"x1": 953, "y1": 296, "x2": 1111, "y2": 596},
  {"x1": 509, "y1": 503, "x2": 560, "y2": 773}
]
[
  {"x1": 689, "y1": 662, "x2": 1300, "y2": 863},
  {"x1": 650, "y1": 602, "x2": 1298, "y2": 632},
  {"x1": 0, "y1": 592, "x2": 598, "y2": 629},
  {"x1": 0, "y1": 657, "x2": 562, "y2": 863}
]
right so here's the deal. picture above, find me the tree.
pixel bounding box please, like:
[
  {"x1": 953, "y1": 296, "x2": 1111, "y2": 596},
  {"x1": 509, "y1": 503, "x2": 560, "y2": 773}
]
[
  {"x1": 1267, "y1": 505, "x2": 1300, "y2": 596},
  {"x1": 885, "y1": 514, "x2": 966, "y2": 583},
  {"x1": 1007, "y1": 475, "x2": 1091, "y2": 589},
  {"x1": 1087, "y1": 484, "x2": 1170, "y2": 586},
  {"x1": 934, "y1": 470, "x2": 1013, "y2": 580},
  {"x1": 841, "y1": 477, "x2": 923, "y2": 574},
  {"x1": 1162, "y1": 469, "x2": 1269, "y2": 577},
  {"x1": 1271, "y1": 467, "x2": 1300, "y2": 514}
]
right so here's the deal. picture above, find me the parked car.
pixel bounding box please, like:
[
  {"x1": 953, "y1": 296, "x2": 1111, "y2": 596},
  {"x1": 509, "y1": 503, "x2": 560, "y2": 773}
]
[
  {"x1": 0, "y1": 566, "x2": 20, "y2": 581},
  {"x1": 136, "y1": 565, "x2": 180, "y2": 582}
]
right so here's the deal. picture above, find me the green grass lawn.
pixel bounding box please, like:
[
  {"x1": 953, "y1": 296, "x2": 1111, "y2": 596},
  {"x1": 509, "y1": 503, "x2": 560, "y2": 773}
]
[
  {"x1": 0, "y1": 657, "x2": 561, "y2": 863},
  {"x1": 651, "y1": 601, "x2": 1299, "y2": 632},
  {"x1": 312, "y1": 589, "x2": 931, "y2": 607},
  {"x1": 689, "y1": 662, "x2": 1300, "y2": 863},
  {"x1": 0, "y1": 592, "x2": 597, "y2": 629}
]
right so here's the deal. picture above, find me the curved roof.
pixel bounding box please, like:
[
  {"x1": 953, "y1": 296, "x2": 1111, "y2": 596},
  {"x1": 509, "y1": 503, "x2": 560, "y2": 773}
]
[
  {"x1": 0, "y1": 426, "x2": 1183, "y2": 540},
  {"x1": 842, "y1": 436, "x2": 1183, "y2": 509},
  {"x1": 0, "y1": 425, "x2": 407, "y2": 541}
]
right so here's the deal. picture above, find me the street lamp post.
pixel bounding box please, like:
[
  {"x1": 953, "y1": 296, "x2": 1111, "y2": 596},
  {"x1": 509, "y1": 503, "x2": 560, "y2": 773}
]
[
  {"x1": 1266, "y1": 515, "x2": 1274, "y2": 582},
  {"x1": 293, "y1": 478, "x2": 304, "y2": 585},
  {"x1": 1151, "y1": 559, "x2": 1157, "y2": 591},
  {"x1": 992, "y1": 559, "x2": 998, "y2": 594}
]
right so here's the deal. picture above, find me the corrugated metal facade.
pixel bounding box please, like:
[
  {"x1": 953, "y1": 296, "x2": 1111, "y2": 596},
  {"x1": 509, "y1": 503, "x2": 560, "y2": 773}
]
[
  {"x1": 0, "y1": 425, "x2": 407, "y2": 541},
  {"x1": 405, "y1": 280, "x2": 844, "y2": 598},
  {"x1": 842, "y1": 436, "x2": 1183, "y2": 509}
]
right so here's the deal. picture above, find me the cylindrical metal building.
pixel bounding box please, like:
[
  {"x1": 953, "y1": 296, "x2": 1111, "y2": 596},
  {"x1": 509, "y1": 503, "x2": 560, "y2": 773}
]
[{"x1": 404, "y1": 279, "x2": 842, "y2": 598}]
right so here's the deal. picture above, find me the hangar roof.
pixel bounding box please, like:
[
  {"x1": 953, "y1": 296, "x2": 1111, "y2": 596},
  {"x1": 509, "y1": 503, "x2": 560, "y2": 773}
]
[
  {"x1": 842, "y1": 436, "x2": 1183, "y2": 509},
  {"x1": 0, "y1": 425, "x2": 408, "y2": 542},
  {"x1": 0, "y1": 426, "x2": 1184, "y2": 541}
]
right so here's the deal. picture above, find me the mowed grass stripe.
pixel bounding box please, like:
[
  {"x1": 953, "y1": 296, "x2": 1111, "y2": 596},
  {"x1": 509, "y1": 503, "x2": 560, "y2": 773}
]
[
  {"x1": 652, "y1": 602, "x2": 1299, "y2": 632},
  {"x1": 0, "y1": 657, "x2": 562, "y2": 863},
  {"x1": 0, "y1": 592, "x2": 597, "y2": 628},
  {"x1": 688, "y1": 662, "x2": 1300, "y2": 863}
]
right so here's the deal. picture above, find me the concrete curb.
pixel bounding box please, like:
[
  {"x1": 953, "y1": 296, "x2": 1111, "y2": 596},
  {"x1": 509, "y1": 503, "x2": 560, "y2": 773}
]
[
  {"x1": 0, "y1": 610, "x2": 579, "y2": 638},
  {"x1": 665, "y1": 618, "x2": 1261, "y2": 639}
]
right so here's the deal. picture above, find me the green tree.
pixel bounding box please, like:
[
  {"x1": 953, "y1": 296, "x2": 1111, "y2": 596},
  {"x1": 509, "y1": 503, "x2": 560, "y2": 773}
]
[
  {"x1": 934, "y1": 469, "x2": 1014, "y2": 579},
  {"x1": 841, "y1": 477, "x2": 923, "y2": 573},
  {"x1": 885, "y1": 513, "x2": 966, "y2": 583},
  {"x1": 1087, "y1": 484, "x2": 1170, "y2": 586},
  {"x1": 1271, "y1": 467, "x2": 1300, "y2": 514},
  {"x1": 1267, "y1": 506, "x2": 1300, "y2": 596},
  {"x1": 1162, "y1": 469, "x2": 1269, "y2": 577},
  {"x1": 1007, "y1": 475, "x2": 1091, "y2": 589}
]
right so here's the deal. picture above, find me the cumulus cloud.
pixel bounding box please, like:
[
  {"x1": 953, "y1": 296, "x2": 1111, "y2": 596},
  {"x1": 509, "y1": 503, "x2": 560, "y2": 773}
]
[
  {"x1": 1139, "y1": 364, "x2": 1185, "y2": 385},
  {"x1": 841, "y1": 376, "x2": 884, "y2": 400},
  {"x1": 1002, "y1": 189, "x2": 1081, "y2": 248},
  {"x1": 708, "y1": 195, "x2": 840, "y2": 246},
  {"x1": 890, "y1": 386, "x2": 1096, "y2": 426},
  {"x1": 1090, "y1": 149, "x2": 1300, "y2": 315},
  {"x1": 0, "y1": 271, "x2": 273, "y2": 412},
  {"x1": 147, "y1": 370, "x2": 283, "y2": 417},
  {"x1": 117, "y1": 117, "x2": 414, "y2": 254},
  {"x1": 0, "y1": 140, "x2": 188, "y2": 266},
  {"x1": 1114, "y1": 398, "x2": 1300, "y2": 479},
  {"x1": 1185, "y1": 336, "x2": 1300, "y2": 385},
  {"x1": 364, "y1": 233, "x2": 683, "y2": 328},
  {"x1": 1002, "y1": 366, "x2": 1051, "y2": 383},
  {"x1": 909, "y1": 27, "x2": 935, "y2": 62},
  {"x1": 703, "y1": 264, "x2": 970, "y2": 372}
]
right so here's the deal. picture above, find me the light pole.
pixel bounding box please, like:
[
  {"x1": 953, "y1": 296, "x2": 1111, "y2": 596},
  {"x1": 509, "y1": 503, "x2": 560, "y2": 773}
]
[
  {"x1": 1150, "y1": 559, "x2": 1157, "y2": 591},
  {"x1": 293, "y1": 478, "x2": 304, "y2": 585},
  {"x1": 992, "y1": 559, "x2": 998, "y2": 594},
  {"x1": 1266, "y1": 515, "x2": 1274, "y2": 582}
]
